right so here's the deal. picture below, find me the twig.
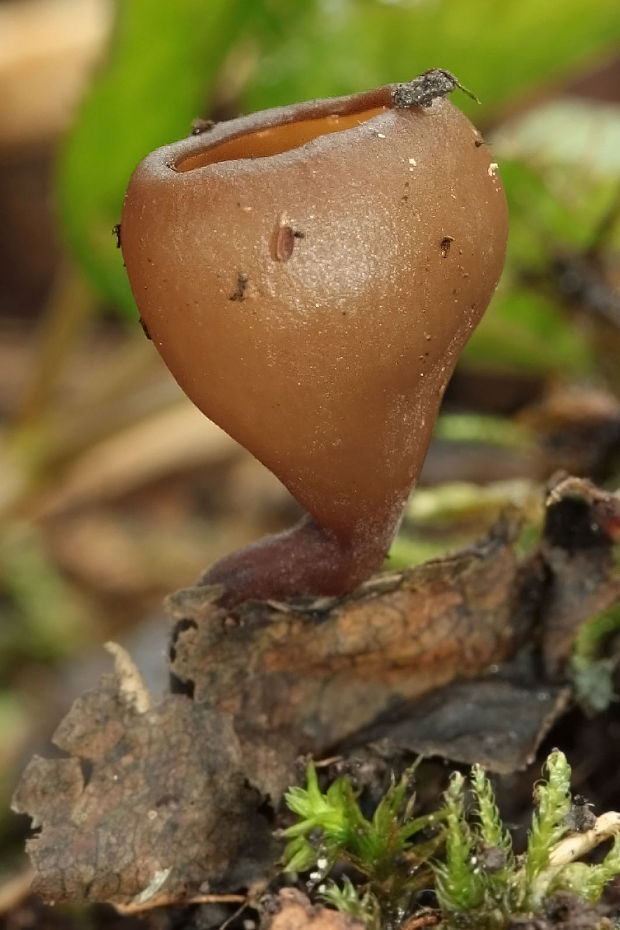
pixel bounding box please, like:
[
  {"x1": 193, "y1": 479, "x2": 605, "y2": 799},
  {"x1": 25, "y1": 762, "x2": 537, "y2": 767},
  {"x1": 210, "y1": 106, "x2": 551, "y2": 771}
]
[
  {"x1": 548, "y1": 811, "x2": 620, "y2": 867},
  {"x1": 218, "y1": 900, "x2": 249, "y2": 930},
  {"x1": 113, "y1": 892, "x2": 246, "y2": 916}
]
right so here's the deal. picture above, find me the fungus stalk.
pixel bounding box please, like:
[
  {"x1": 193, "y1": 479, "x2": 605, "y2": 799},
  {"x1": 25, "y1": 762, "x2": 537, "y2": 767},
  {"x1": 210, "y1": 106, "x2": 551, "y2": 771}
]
[{"x1": 121, "y1": 71, "x2": 508, "y2": 605}]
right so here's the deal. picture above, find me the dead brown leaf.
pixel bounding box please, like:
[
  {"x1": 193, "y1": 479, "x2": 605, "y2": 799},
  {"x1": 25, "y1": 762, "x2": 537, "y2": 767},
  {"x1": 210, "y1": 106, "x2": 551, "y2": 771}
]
[
  {"x1": 12, "y1": 669, "x2": 274, "y2": 904},
  {"x1": 168, "y1": 513, "x2": 525, "y2": 797},
  {"x1": 11, "y1": 476, "x2": 619, "y2": 906}
]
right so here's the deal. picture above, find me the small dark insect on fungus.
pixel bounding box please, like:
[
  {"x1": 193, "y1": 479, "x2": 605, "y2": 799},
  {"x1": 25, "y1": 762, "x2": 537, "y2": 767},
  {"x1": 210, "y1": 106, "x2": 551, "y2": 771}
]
[{"x1": 121, "y1": 71, "x2": 508, "y2": 605}]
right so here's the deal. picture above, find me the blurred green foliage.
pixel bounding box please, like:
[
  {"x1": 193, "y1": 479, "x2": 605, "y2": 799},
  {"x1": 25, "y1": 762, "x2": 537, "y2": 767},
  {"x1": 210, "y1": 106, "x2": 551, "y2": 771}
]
[
  {"x1": 57, "y1": 0, "x2": 256, "y2": 314},
  {"x1": 243, "y1": 0, "x2": 620, "y2": 116},
  {"x1": 571, "y1": 604, "x2": 620, "y2": 714},
  {"x1": 0, "y1": 523, "x2": 93, "y2": 680}
]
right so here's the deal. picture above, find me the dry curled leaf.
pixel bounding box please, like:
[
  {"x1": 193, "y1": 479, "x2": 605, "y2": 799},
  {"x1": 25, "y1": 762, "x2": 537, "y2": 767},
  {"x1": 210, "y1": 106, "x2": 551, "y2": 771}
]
[{"x1": 12, "y1": 669, "x2": 274, "y2": 904}]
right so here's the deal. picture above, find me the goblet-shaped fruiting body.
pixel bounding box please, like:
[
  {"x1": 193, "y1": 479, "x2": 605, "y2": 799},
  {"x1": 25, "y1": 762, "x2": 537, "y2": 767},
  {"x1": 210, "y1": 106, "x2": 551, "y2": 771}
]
[{"x1": 121, "y1": 73, "x2": 508, "y2": 604}]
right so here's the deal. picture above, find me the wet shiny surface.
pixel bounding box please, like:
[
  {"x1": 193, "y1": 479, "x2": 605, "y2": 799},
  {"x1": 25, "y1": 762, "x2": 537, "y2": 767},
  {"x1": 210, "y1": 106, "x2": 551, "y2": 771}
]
[
  {"x1": 176, "y1": 107, "x2": 387, "y2": 171},
  {"x1": 121, "y1": 86, "x2": 508, "y2": 599}
]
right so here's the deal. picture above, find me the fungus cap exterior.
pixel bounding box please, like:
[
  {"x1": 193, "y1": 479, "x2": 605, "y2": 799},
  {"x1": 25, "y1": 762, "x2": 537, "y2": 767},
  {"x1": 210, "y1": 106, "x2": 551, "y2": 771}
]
[{"x1": 121, "y1": 81, "x2": 508, "y2": 600}]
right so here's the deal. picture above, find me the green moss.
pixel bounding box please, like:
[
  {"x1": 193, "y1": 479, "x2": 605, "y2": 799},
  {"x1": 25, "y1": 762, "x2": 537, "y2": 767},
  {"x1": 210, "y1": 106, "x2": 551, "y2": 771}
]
[{"x1": 282, "y1": 750, "x2": 620, "y2": 929}]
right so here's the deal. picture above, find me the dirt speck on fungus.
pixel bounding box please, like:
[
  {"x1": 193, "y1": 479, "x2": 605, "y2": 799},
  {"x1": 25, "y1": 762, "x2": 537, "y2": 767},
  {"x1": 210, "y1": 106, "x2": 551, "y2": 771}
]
[
  {"x1": 441, "y1": 236, "x2": 454, "y2": 258},
  {"x1": 393, "y1": 69, "x2": 478, "y2": 109},
  {"x1": 230, "y1": 272, "x2": 250, "y2": 301},
  {"x1": 393, "y1": 70, "x2": 460, "y2": 108}
]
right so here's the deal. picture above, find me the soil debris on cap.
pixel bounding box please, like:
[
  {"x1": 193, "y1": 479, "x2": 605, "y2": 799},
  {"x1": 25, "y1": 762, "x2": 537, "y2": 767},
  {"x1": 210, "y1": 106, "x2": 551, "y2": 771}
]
[
  {"x1": 393, "y1": 69, "x2": 479, "y2": 108},
  {"x1": 228, "y1": 271, "x2": 256, "y2": 300},
  {"x1": 441, "y1": 236, "x2": 455, "y2": 258}
]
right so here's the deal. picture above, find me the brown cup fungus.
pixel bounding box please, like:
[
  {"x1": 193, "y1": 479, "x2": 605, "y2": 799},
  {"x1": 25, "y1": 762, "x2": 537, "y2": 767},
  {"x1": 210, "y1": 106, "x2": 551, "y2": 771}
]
[{"x1": 121, "y1": 71, "x2": 508, "y2": 605}]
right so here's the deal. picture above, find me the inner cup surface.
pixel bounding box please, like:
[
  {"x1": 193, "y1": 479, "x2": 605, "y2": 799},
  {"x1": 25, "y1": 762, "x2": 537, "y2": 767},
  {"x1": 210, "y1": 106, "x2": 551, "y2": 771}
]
[{"x1": 175, "y1": 106, "x2": 387, "y2": 172}]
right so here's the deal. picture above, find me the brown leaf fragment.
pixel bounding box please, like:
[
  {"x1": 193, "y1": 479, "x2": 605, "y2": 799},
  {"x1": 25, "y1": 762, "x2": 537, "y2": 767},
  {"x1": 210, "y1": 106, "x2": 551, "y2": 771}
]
[
  {"x1": 12, "y1": 671, "x2": 274, "y2": 905},
  {"x1": 348, "y1": 668, "x2": 571, "y2": 773},
  {"x1": 13, "y1": 475, "x2": 619, "y2": 907},
  {"x1": 268, "y1": 889, "x2": 365, "y2": 930},
  {"x1": 168, "y1": 515, "x2": 526, "y2": 796},
  {"x1": 167, "y1": 477, "x2": 618, "y2": 789}
]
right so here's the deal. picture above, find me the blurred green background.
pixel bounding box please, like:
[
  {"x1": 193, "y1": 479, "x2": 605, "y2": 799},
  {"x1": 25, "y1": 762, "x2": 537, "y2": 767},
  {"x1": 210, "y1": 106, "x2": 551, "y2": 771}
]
[{"x1": 0, "y1": 0, "x2": 619, "y2": 888}]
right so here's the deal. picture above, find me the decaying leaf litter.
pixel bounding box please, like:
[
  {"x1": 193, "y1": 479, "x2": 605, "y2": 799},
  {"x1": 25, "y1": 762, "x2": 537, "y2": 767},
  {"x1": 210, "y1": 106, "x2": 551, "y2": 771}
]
[{"x1": 11, "y1": 475, "x2": 620, "y2": 917}]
